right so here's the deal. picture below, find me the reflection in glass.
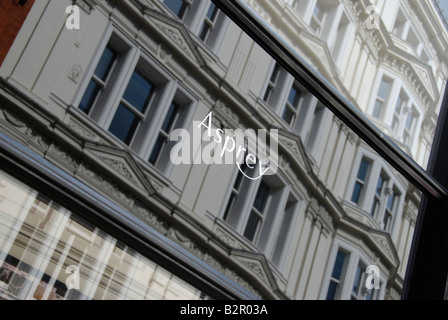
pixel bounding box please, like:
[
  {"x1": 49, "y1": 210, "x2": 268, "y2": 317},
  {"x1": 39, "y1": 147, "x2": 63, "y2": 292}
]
[{"x1": 0, "y1": 170, "x2": 207, "y2": 300}]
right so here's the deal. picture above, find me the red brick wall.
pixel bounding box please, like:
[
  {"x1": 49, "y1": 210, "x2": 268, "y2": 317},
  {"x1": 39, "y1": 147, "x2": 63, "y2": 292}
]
[{"x1": 0, "y1": 0, "x2": 36, "y2": 66}]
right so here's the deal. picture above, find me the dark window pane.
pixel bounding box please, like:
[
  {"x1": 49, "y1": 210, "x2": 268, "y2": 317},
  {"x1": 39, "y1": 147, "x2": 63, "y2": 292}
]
[
  {"x1": 149, "y1": 135, "x2": 166, "y2": 165},
  {"x1": 199, "y1": 24, "x2": 211, "y2": 41},
  {"x1": 109, "y1": 104, "x2": 140, "y2": 144},
  {"x1": 326, "y1": 281, "x2": 338, "y2": 300},
  {"x1": 205, "y1": 3, "x2": 218, "y2": 20},
  {"x1": 331, "y1": 251, "x2": 346, "y2": 280},
  {"x1": 371, "y1": 199, "x2": 379, "y2": 216},
  {"x1": 377, "y1": 79, "x2": 391, "y2": 99},
  {"x1": 94, "y1": 46, "x2": 116, "y2": 81},
  {"x1": 233, "y1": 169, "x2": 245, "y2": 191},
  {"x1": 161, "y1": 103, "x2": 179, "y2": 133},
  {"x1": 282, "y1": 107, "x2": 294, "y2": 124},
  {"x1": 272, "y1": 203, "x2": 294, "y2": 265},
  {"x1": 79, "y1": 80, "x2": 101, "y2": 114},
  {"x1": 223, "y1": 193, "x2": 236, "y2": 222},
  {"x1": 375, "y1": 176, "x2": 384, "y2": 196},
  {"x1": 270, "y1": 64, "x2": 280, "y2": 83},
  {"x1": 122, "y1": 72, "x2": 154, "y2": 113},
  {"x1": 244, "y1": 213, "x2": 260, "y2": 241},
  {"x1": 352, "y1": 265, "x2": 362, "y2": 295},
  {"x1": 253, "y1": 181, "x2": 270, "y2": 212},
  {"x1": 387, "y1": 193, "x2": 395, "y2": 210},
  {"x1": 357, "y1": 159, "x2": 370, "y2": 181},
  {"x1": 164, "y1": 0, "x2": 189, "y2": 19},
  {"x1": 383, "y1": 213, "x2": 391, "y2": 229},
  {"x1": 287, "y1": 87, "x2": 298, "y2": 105},
  {"x1": 351, "y1": 182, "x2": 362, "y2": 203},
  {"x1": 263, "y1": 86, "x2": 273, "y2": 102}
]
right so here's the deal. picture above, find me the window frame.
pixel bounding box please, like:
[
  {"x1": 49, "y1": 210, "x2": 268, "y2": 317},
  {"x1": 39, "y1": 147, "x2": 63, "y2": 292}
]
[
  {"x1": 220, "y1": 168, "x2": 300, "y2": 268},
  {"x1": 371, "y1": 76, "x2": 393, "y2": 120},
  {"x1": 347, "y1": 148, "x2": 405, "y2": 233},
  {"x1": 322, "y1": 242, "x2": 386, "y2": 300},
  {"x1": 261, "y1": 60, "x2": 326, "y2": 154},
  {"x1": 162, "y1": 0, "x2": 230, "y2": 52},
  {"x1": 369, "y1": 71, "x2": 423, "y2": 152},
  {"x1": 74, "y1": 28, "x2": 197, "y2": 176}
]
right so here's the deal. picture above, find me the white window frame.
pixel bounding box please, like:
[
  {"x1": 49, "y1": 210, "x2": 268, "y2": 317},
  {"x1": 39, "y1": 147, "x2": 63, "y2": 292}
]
[
  {"x1": 321, "y1": 241, "x2": 386, "y2": 300},
  {"x1": 370, "y1": 74, "x2": 393, "y2": 120},
  {"x1": 391, "y1": 5, "x2": 429, "y2": 59},
  {"x1": 161, "y1": 0, "x2": 193, "y2": 21},
  {"x1": 368, "y1": 71, "x2": 423, "y2": 152},
  {"x1": 329, "y1": 9, "x2": 353, "y2": 67},
  {"x1": 220, "y1": 168, "x2": 300, "y2": 268},
  {"x1": 349, "y1": 154, "x2": 373, "y2": 206},
  {"x1": 347, "y1": 148, "x2": 405, "y2": 234},
  {"x1": 261, "y1": 60, "x2": 326, "y2": 154},
  {"x1": 161, "y1": 0, "x2": 230, "y2": 52}
]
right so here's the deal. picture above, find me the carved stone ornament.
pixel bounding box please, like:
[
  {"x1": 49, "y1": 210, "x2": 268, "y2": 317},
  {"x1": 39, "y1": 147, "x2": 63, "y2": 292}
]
[
  {"x1": 371, "y1": 234, "x2": 393, "y2": 258},
  {"x1": 0, "y1": 103, "x2": 266, "y2": 298},
  {"x1": 68, "y1": 65, "x2": 82, "y2": 84},
  {"x1": 2, "y1": 109, "x2": 51, "y2": 151},
  {"x1": 98, "y1": 156, "x2": 139, "y2": 185},
  {"x1": 2, "y1": 109, "x2": 26, "y2": 128}
]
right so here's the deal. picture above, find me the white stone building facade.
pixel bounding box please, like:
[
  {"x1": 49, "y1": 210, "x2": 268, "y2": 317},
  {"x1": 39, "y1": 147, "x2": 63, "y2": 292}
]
[{"x1": 0, "y1": 0, "x2": 446, "y2": 300}]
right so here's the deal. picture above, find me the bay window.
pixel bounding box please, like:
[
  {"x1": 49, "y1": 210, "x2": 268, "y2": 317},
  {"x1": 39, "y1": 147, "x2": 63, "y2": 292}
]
[
  {"x1": 351, "y1": 158, "x2": 371, "y2": 205},
  {"x1": 349, "y1": 151, "x2": 404, "y2": 233},
  {"x1": 326, "y1": 250, "x2": 347, "y2": 300},
  {"x1": 222, "y1": 169, "x2": 300, "y2": 268},
  {"x1": 372, "y1": 77, "x2": 392, "y2": 119},
  {"x1": 162, "y1": 0, "x2": 229, "y2": 51},
  {"x1": 262, "y1": 61, "x2": 327, "y2": 154},
  {"x1": 324, "y1": 245, "x2": 384, "y2": 300},
  {"x1": 76, "y1": 30, "x2": 196, "y2": 175}
]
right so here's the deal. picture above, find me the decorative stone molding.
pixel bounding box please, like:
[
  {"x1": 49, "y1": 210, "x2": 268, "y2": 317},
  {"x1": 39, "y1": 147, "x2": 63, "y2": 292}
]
[
  {"x1": 0, "y1": 103, "x2": 268, "y2": 299},
  {"x1": 214, "y1": 100, "x2": 245, "y2": 129},
  {"x1": 403, "y1": 202, "x2": 418, "y2": 226},
  {"x1": 385, "y1": 287, "x2": 401, "y2": 300},
  {"x1": 132, "y1": 199, "x2": 169, "y2": 234},
  {"x1": 215, "y1": 227, "x2": 245, "y2": 250},
  {"x1": 203, "y1": 253, "x2": 263, "y2": 298},
  {"x1": 76, "y1": 0, "x2": 95, "y2": 14},
  {"x1": 371, "y1": 234, "x2": 394, "y2": 259},
  {"x1": 2, "y1": 109, "x2": 27, "y2": 128},
  {"x1": 67, "y1": 117, "x2": 102, "y2": 142},
  {"x1": 47, "y1": 144, "x2": 80, "y2": 172},
  {"x1": 68, "y1": 65, "x2": 82, "y2": 84},
  {"x1": 334, "y1": 117, "x2": 360, "y2": 145},
  {"x1": 231, "y1": 250, "x2": 278, "y2": 290},
  {"x1": 307, "y1": 197, "x2": 334, "y2": 232},
  {"x1": 99, "y1": 156, "x2": 138, "y2": 184},
  {"x1": 2, "y1": 109, "x2": 51, "y2": 152},
  {"x1": 142, "y1": 9, "x2": 205, "y2": 66},
  {"x1": 382, "y1": 53, "x2": 433, "y2": 109},
  {"x1": 343, "y1": 204, "x2": 376, "y2": 228},
  {"x1": 168, "y1": 227, "x2": 207, "y2": 260}
]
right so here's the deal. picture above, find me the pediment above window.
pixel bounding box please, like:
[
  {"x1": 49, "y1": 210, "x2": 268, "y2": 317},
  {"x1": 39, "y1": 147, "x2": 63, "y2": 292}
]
[
  {"x1": 143, "y1": 9, "x2": 206, "y2": 66},
  {"x1": 231, "y1": 249, "x2": 280, "y2": 294},
  {"x1": 277, "y1": 129, "x2": 314, "y2": 174},
  {"x1": 83, "y1": 143, "x2": 159, "y2": 195},
  {"x1": 369, "y1": 231, "x2": 399, "y2": 267}
]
